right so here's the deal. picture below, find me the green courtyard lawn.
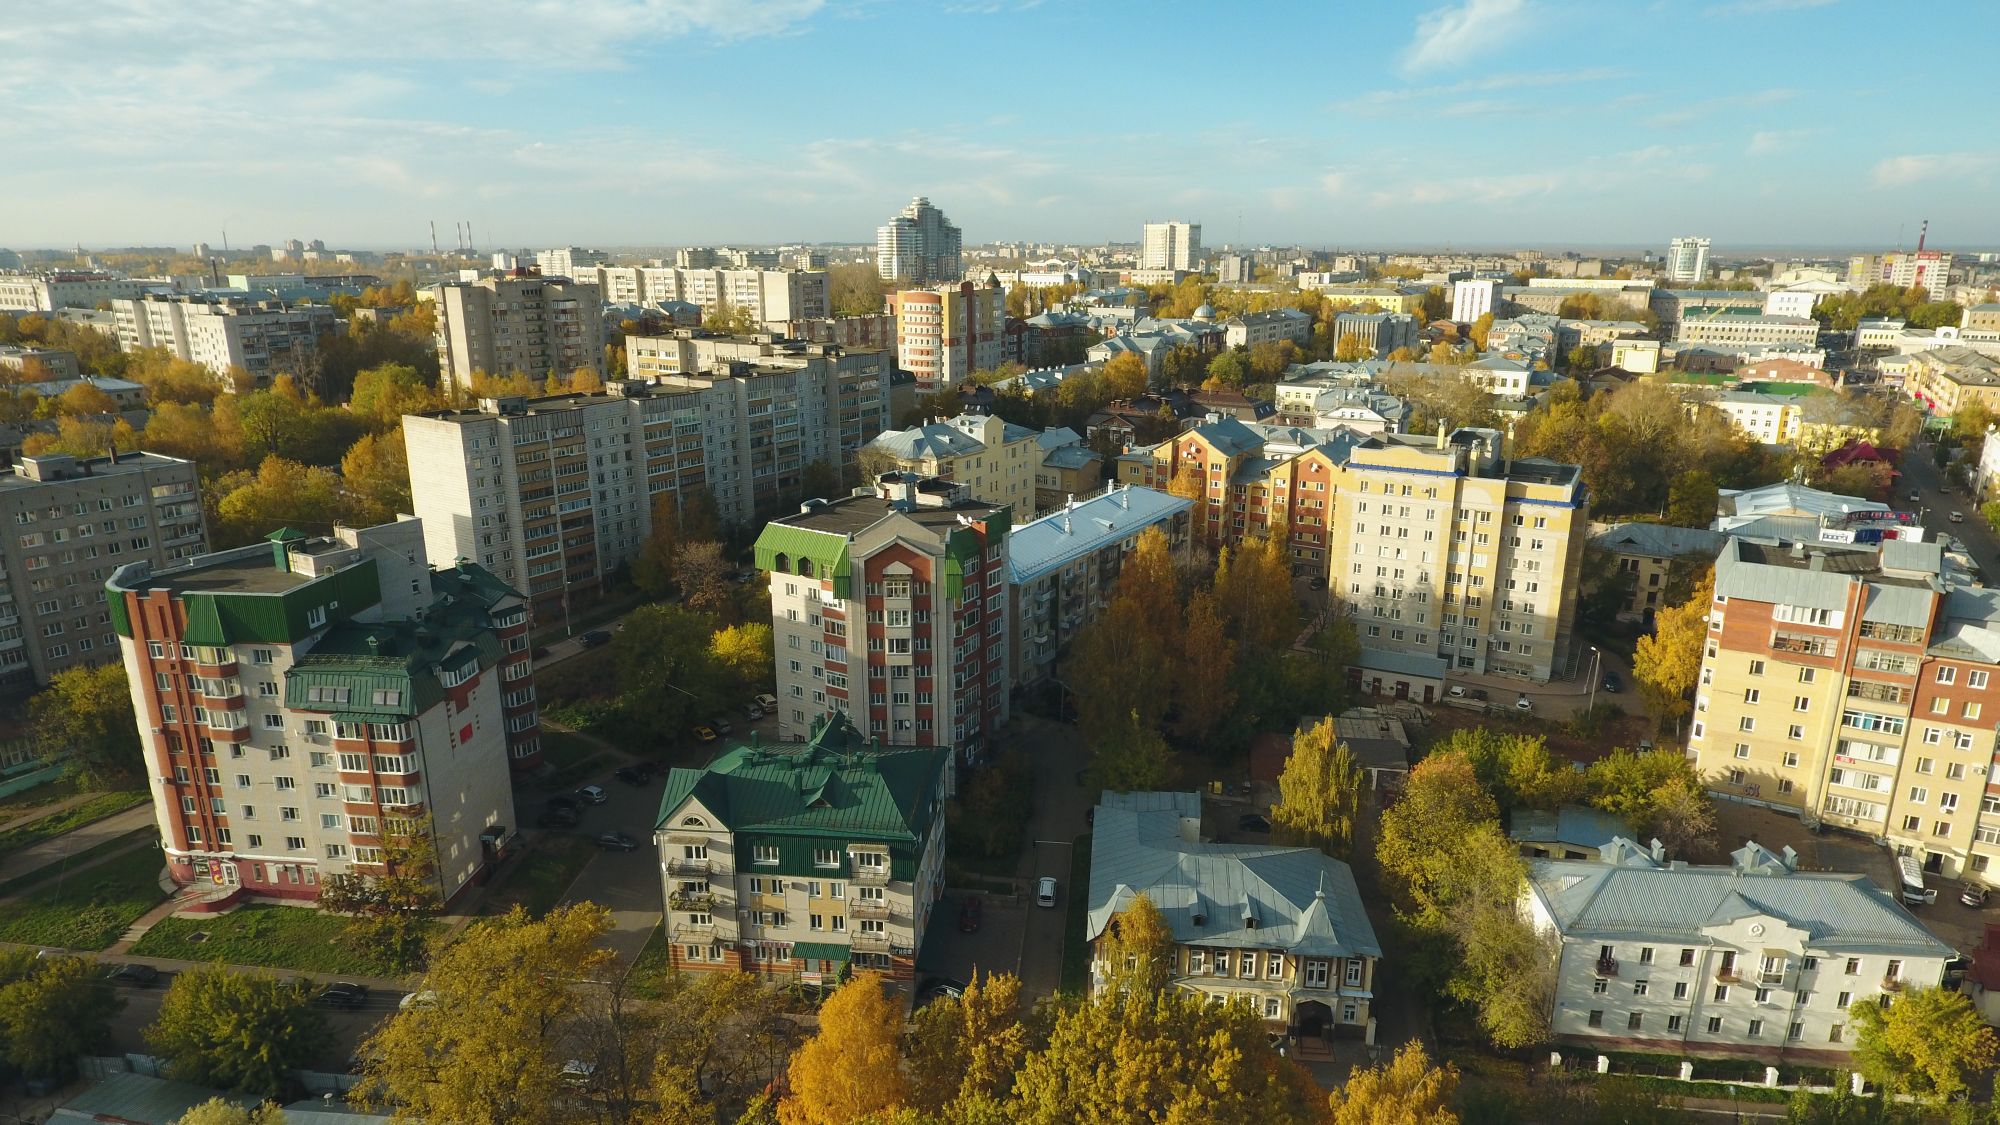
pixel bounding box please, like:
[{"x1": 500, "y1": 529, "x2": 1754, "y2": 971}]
[
  {"x1": 132, "y1": 904, "x2": 439, "y2": 977},
  {"x1": 537, "y1": 731, "x2": 614, "y2": 792},
  {"x1": 0, "y1": 789, "x2": 149, "y2": 860},
  {"x1": 0, "y1": 828, "x2": 155, "y2": 900},
  {"x1": 480, "y1": 833, "x2": 597, "y2": 918},
  {"x1": 0, "y1": 846, "x2": 168, "y2": 950}
]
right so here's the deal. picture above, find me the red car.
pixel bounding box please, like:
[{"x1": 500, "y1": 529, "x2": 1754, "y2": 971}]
[{"x1": 958, "y1": 895, "x2": 983, "y2": 933}]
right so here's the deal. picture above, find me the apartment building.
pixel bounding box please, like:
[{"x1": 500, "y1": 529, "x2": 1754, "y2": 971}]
[
  {"x1": 111, "y1": 294, "x2": 343, "y2": 388},
  {"x1": 625, "y1": 332, "x2": 892, "y2": 524},
  {"x1": 1452, "y1": 278, "x2": 1500, "y2": 323},
  {"x1": 404, "y1": 382, "x2": 706, "y2": 622},
  {"x1": 0, "y1": 271, "x2": 152, "y2": 313},
  {"x1": 1332, "y1": 311, "x2": 1415, "y2": 358},
  {"x1": 1689, "y1": 536, "x2": 2000, "y2": 885},
  {"x1": 1903, "y1": 346, "x2": 2000, "y2": 417},
  {"x1": 535, "y1": 247, "x2": 608, "y2": 278},
  {"x1": 1666, "y1": 236, "x2": 1711, "y2": 284},
  {"x1": 106, "y1": 520, "x2": 535, "y2": 905},
  {"x1": 876, "y1": 197, "x2": 962, "y2": 285},
  {"x1": 863, "y1": 413, "x2": 1042, "y2": 518},
  {"x1": 1221, "y1": 308, "x2": 1313, "y2": 350},
  {"x1": 1006, "y1": 484, "x2": 1190, "y2": 688},
  {"x1": 1035, "y1": 428, "x2": 1104, "y2": 510},
  {"x1": 1708, "y1": 390, "x2": 1804, "y2": 445},
  {"x1": 1086, "y1": 791, "x2": 1381, "y2": 1039},
  {"x1": 0, "y1": 452, "x2": 204, "y2": 692},
  {"x1": 889, "y1": 279, "x2": 1006, "y2": 393},
  {"x1": 753, "y1": 475, "x2": 1011, "y2": 766},
  {"x1": 653, "y1": 714, "x2": 951, "y2": 981},
  {"x1": 1140, "y1": 221, "x2": 1202, "y2": 272},
  {"x1": 430, "y1": 272, "x2": 606, "y2": 393},
  {"x1": 0, "y1": 345, "x2": 80, "y2": 380},
  {"x1": 1329, "y1": 428, "x2": 1588, "y2": 688},
  {"x1": 1848, "y1": 250, "x2": 1952, "y2": 293},
  {"x1": 1589, "y1": 523, "x2": 1726, "y2": 623},
  {"x1": 1526, "y1": 837, "x2": 1955, "y2": 1062},
  {"x1": 580, "y1": 266, "x2": 828, "y2": 326},
  {"x1": 1676, "y1": 308, "x2": 1818, "y2": 349}
]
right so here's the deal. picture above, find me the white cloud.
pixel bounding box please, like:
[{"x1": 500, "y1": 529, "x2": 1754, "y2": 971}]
[
  {"x1": 1320, "y1": 172, "x2": 1348, "y2": 196},
  {"x1": 1747, "y1": 128, "x2": 1817, "y2": 155},
  {"x1": 1400, "y1": 0, "x2": 1529, "y2": 75},
  {"x1": 1871, "y1": 152, "x2": 2000, "y2": 187}
]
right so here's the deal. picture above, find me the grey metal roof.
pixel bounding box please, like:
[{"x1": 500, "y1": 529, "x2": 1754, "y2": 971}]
[
  {"x1": 1042, "y1": 445, "x2": 1100, "y2": 471},
  {"x1": 1718, "y1": 481, "x2": 1889, "y2": 522},
  {"x1": 1509, "y1": 805, "x2": 1632, "y2": 851},
  {"x1": 1527, "y1": 840, "x2": 1956, "y2": 955},
  {"x1": 51, "y1": 1073, "x2": 260, "y2": 1125},
  {"x1": 1087, "y1": 791, "x2": 1380, "y2": 959},
  {"x1": 866, "y1": 421, "x2": 984, "y2": 460},
  {"x1": 1930, "y1": 586, "x2": 2000, "y2": 661},
  {"x1": 1036, "y1": 426, "x2": 1083, "y2": 451},
  {"x1": 1860, "y1": 582, "x2": 1937, "y2": 627},
  {"x1": 1352, "y1": 646, "x2": 1449, "y2": 679},
  {"x1": 1592, "y1": 522, "x2": 1728, "y2": 560},
  {"x1": 1005, "y1": 485, "x2": 1189, "y2": 584},
  {"x1": 1714, "y1": 537, "x2": 1857, "y2": 610}
]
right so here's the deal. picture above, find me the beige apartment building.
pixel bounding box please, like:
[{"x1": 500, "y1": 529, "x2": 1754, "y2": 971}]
[
  {"x1": 889, "y1": 279, "x2": 1006, "y2": 393},
  {"x1": 580, "y1": 266, "x2": 827, "y2": 325},
  {"x1": 1904, "y1": 346, "x2": 2000, "y2": 417},
  {"x1": 431, "y1": 272, "x2": 606, "y2": 393},
  {"x1": 403, "y1": 383, "x2": 707, "y2": 622},
  {"x1": 1689, "y1": 537, "x2": 2000, "y2": 886},
  {"x1": 111, "y1": 293, "x2": 344, "y2": 389},
  {"x1": 625, "y1": 331, "x2": 891, "y2": 524},
  {"x1": 0, "y1": 452, "x2": 205, "y2": 692},
  {"x1": 862, "y1": 413, "x2": 1043, "y2": 518}
]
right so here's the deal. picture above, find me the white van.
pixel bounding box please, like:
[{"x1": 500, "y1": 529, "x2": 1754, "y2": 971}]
[{"x1": 1898, "y1": 855, "x2": 1937, "y2": 906}]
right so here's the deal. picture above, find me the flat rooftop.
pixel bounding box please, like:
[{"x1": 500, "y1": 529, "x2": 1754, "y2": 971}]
[
  {"x1": 773, "y1": 493, "x2": 1003, "y2": 538},
  {"x1": 0, "y1": 452, "x2": 190, "y2": 493},
  {"x1": 1733, "y1": 541, "x2": 1889, "y2": 578}
]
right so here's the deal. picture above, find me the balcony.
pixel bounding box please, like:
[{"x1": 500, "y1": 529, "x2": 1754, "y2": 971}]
[
  {"x1": 1715, "y1": 967, "x2": 1741, "y2": 983},
  {"x1": 1595, "y1": 956, "x2": 1619, "y2": 978},
  {"x1": 668, "y1": 856, "x2": 712, "y2": 876},
  {"x1": 1760, "y1": 968, "x2": 1787, "y2": 987},
  {"x1": 849, "y1": 930, "x2": 890, "y2": 952},
  {"x1": 668, "y1": 890, "x2": 715, "y2": 912},
  {"x1": 849, "y1": 898, "x2": 892, "y2": 920},
  {"x1": 1881, "y1": 976, "x2": 1904, "y2": 992}
]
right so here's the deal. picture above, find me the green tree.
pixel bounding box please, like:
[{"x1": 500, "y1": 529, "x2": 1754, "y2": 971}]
[
  {"x1": 903, "y1": 972, "x2": 1029, "y2": 1116},
  {"x1": 710, "y1": 623, "x2": 774, "y2": 695},
  {"x1": 1564, "y1": 344, "x2": 1600, "y2": 372},
  {"x1": 610, "y1": 605, "x2": 725, "y2": 747},
  {"x1": 1203, "y1": 349, "x2": 1246, "y2": 388},
  {"x1": 313, "y1": 815, "x2": 440, "y2": 973},
  {"x1": 1101, "y1": 352, "x2": 1149, "y2": 400},
  {"x1": 1376, "y1": 752, "x2": 1501, "y2": 923},
  {"x1": 1848, "y1": 987, "x2": 1999, "y2": 1102},
  {"x1": 172, "y1": 1099, "x2": 290, "y2": 1125},
  {"x1": 1664, "y1": 469, "x2": 1719, "y2": 528},
  {"x1": 1087, "y1": 711, "x2": 1174, "y2": 794},
  {"x1": 29, "y1": 662, "x2": 144, "y2": 787},
  {"x1": 797, "y1": 458, "x2": 843, "y2": 505},
  {"x1": 1334, "y1": 332, "x2": 1368, "y2": 362},
  {"x1": 212, "y1": 456, "x2": 347, "y2": 547},
  {"x1": 1270, "y1": 718, "x2": 1362, "y2": 859},
  {"x1": 0, "y1": 954, "x2": 124, "y2": 1079},
  {"x1": 673, "y1": 539, "x2": 737, "y2": 619},
  {"x1": 146, "y1": 967, "x2": 329, "y2": 1096}
]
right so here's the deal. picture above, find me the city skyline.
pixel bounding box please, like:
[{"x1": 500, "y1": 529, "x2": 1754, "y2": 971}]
[{"x1": 4, "y1": 0, "x2": 1999, "y2": 250}]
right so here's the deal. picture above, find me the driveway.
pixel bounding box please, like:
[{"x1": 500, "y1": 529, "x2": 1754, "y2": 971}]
[{"x1": 1008, "y1": 714, "x2": 1096, "y2": 1000}]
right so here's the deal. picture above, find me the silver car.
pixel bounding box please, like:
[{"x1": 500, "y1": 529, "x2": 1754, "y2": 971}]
[{"x1": 1036, "y1": 876, "x2": 1057, "y2": 908}]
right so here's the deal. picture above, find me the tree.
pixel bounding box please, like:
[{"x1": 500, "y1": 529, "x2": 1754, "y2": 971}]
[
  {"x1": 0, "y1": 954, "x2": 124, "y2": 1079},
  {"x1": 829, "y1": 264, "x2": 888, "y2": 318},
  {"x1": 1326, "y1": 1041, "x2": 1458, "y2": 1125},
  {"x1": 1101, "y1": 352, "x2": 1148, "y2": 400},
  {"x1": 631, "y1": 490, "x2": 718, "y2": 599},
  {"x1": 1632, "y1": 567, "x2": 1712, "y2": 728},
  {"x1": 1849, "y1": 987, "x2": 1998, "y2": 1102},
  {"x1": 1334, "y1": 332, "x2": 1368, "y2": 362},
  {"x1": 313, "y1": 816, "x2": 440, "y2": 973},
  {"x1": 610, "y1": 605, "x2": 726, "y2": 747},
  {"x1": 1564, "y1": 344, "x2": 1600, "y2": 372},
  {"x1": 1664, "y1": 469, "x2": 1719, "y2": 528},
  {"x1": 1171, "y1": 590, "x2": 1235, "y2": 743},
  {"x1": 1270, "y1": 718, "x2": 1362, "y2": 859},
  {"x1": 904, "y1": 972, "x2": 1029, "y2": 1115},
  {"x1": 173, "y1": 1100, "x2": 289, "y2": 1125},
  {"x1": 146, "y1": 967, "x2": 329, "y2": 1095},
  {"x1": 1646, "y1": 774, "x2": 1719, "y2": 860},
  {"x1": 355, "y1": 904, "x2": 615, "y2": 1124},
  {"x1": 1097, "y1": 893, "x2": 1174, "y2": 999},
  {"x1": 212, "y1": 456, "x2": 346, "y2": 548},
  {"x1": 673, "y1": 540, "x2": 736, "y2": 618},
  {"x1": 30, "y1": 662, "x2": 144, "y2": 787},
  {"x1": 1436, "y1": 728, "x2": 1585, "y2": 813},
  {"x1": 348, "y1": 363, "x2": 440, "y2": 430},
  {"x1": 798, "y1": 458, "x2": 843, "y2": 505},
  {"x1": 1376, "y1": 752, "x2": 1502, "y2": 923},
  {"x1": 1203, "y1": 349, "x2": 1246, "y2": 388},
  {"x1": 55, "y1": 380, "x2": 118, "y2": 416},
  {"x1": 778, "y1": 972, "x2": 907, "y2": 1125},
  {"x1": 1468, "y1": 312, "x2": 1495, "y2": 350},
  {"x1": 21, "y1": 414, "x2": 140, "y2": 458},
  {"x1": 1087, "y1": 711, "x2": 1174, "y2": 794},
  {"x1": 1212, "y1": 534, "x2": 1297, "y2": 655},
  {"x1": 339, "y1": 427, "x2": 411, "y2": 526},
  {"x1": 710, "y1": 623, "x2": 774, "y2": 694}
]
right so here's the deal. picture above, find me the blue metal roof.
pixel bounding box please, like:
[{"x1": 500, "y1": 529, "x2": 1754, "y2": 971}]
[{"x1": 1005, "y1": 484, "x2": 1190, "y2": 584}]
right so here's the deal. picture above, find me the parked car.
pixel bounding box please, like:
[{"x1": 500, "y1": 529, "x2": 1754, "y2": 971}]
[
  {"x1": 919, "y1": 977, "x2": 966, "y2": 1003},
  {"x1": 693, "y1": 726, "x2": 718, "y2": 744},
  {"x1": 106, "y1": 963, "x2": 159, "y2": 986},
  {"x1": 1308, "y1": 575, "x2": 1327, "y2": 590},
  {"x1": 1237, "y1": 813, "x2": 1272, "y2": 833},
  {"x1": 1468, "y1": 688, "x2": 1489, "y2": 701},
  {"x1": 1447, "y1": 685, "x2": 1467, "y2": 698},
  {"x1": 319, "y1": 982, "x2": 369, "y2": 1010},
  {"x1": 576, "y1": 785, "x2": 609, "y2": 805},
  {"x1": 538, "y1": 806, "x2": 580, "y2": 829},
  {"x1": 710, "y1": 717, "x2": 734, "y2": 736},
  {"x1": 595, "y1": 831, "x2": 640, "y2": 852},
  {"x1": 1908, "y1": 491, "x2": 1922, "y2": 504},
  {"x1": 614, "y1": 764, "x2": 654, "y2": 786},
  {"x1": 755, "y1": 693, "x2": 778, "y2": 713},
  {"x1": 1514, "y1": 696, "x2": 1534, "y2": 713},
  {"x1": 1950, "y1": 511, "x2": 1966, "y2": 523},
  {"x1": 546, "y1": 794, "x2": 581, "y2": 812},
  {"x1": 1963, "y1": 884, "x2": 1989, "y2": 908},
  {"x1": 743, "y1": 702, "x2": 764, "y2": 721},
  {"x1": 1036, "y1": 876, "x2": 1058, "y2": 908},
  {"x1": 1601, "y1": 672, "x2": 1622, "y2": 693},
  {"x1": 579, "y1": 630, "x2": 613, "y2": 647},
  {"x1": 958, "y1": 895, "x2": 983, "y2": 933},
  {"x1": 531, "y1": 646, "x2": 551, "y2": 660}
]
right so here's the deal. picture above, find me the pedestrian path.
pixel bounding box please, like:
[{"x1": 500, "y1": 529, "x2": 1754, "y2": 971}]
[
  {"x1": 0, "y1": 804, "x2": 156, "y2": 884},
  {"x1": 0, "y1": 790, "x2": 99, "y2": 835}
]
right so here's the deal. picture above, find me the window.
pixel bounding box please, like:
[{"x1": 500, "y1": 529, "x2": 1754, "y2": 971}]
[
  {"x1": 1748, "y1": 1019, "x2": 1763, "y2": 1039},
  {"x1": 1828, "y1": 1024, "x2": 1843, "y2": 1043},
  {"x1": 1627, "y1": 1012, "x2": 1643, "y2": 1031},
  {"x1": 1304, "y1": 960, "x2": 1329, "y2": 988},
  {"x1": 753, "y1": 845, "x2": 780, "y2": 866},
  {"x1": 1714, "y1": 985, "x2": 1730, "y2": 1002},
  {"x1": 1633, "y1": 980, "x2": 1649, "y2": 996},
  {"x1": 1587, "y1": 1010, "x2": 1604, "y2": 1028},
  {"x1": 1639, "y1": 947, "x2": 1654, "y2": 964},
  {"x1": 1592, "y1": 978, "x2": 1609, "y2": 995},
  {"x1": 1673, "y1": 980, "x2": 1689, "y2": 1000},
  {"x1": 1845, "y1": 958, "x2": 1860, "y2": 975},
  {"x1": 1680, "y1": 948, "x2": 1696, "y2": 966},
  {"x1": 1706, "y1": 1017, "x2": 1723, "y2": 1035},
  {"x1": 1668, "y1": 1015, "x2": 1684, "y2": 1032},
  {"x1": 812, "y1": 848, "x2": 839, "y2": 868}
]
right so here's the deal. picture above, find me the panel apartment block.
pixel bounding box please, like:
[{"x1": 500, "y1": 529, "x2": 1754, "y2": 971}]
[{"x1": 432, "y1": 272, "x2": 606, "y2": 393}]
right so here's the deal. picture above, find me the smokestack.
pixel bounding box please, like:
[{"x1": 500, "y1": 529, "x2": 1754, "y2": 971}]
[
  {"x1": 1917, "y1": 219, "x2": 1929, "y2": 252},
  {"x1": 430, "y1": 220, "x2": 439, "y2": 257}
]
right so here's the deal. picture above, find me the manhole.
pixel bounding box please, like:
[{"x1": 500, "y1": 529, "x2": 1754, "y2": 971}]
[{"x1": 186, "y1": 931, "x2": 209, "y2": 944}]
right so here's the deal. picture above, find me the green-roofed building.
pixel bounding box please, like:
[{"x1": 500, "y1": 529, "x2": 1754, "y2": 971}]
[
  {"x1": 654, "y1": 712, "x2": 952, "y2": 983},
  {"x1": 106, "y1": 518, "x2": 537, "y2": 906}
]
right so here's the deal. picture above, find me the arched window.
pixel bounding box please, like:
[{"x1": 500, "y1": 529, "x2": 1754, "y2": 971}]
[{"x1": 680, "y1": 816, "x2": 706, "y2": 828}]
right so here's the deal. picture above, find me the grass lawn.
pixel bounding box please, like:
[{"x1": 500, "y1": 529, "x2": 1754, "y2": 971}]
[
  {"x1": 0, "y1": 846, "x2": 167, "y2": 951},
  {"x1": 0, "y1": 828, "x2": 155, "y2": 900},
  {"x1": 0, "y1": 776, "x2": 80, "y2": 818},
  {"x1": 0, "y1": 789, "x2": 149, "y2": 859},
  {"x1": 1058, "y1": 831, "x2": 1091, "y2": 994},
  {"x1": 537, "y1": 731, "x2": 612, "y2": 791},
  {"x1": 132, "y1": 904, "x2": 436, "y2": 977},
  {"x1": 480, "y1": 833, "x2": 597, "y2": 918},
  {"x1": 627, "y1": 924, "x2": 672, "y2": 999}
]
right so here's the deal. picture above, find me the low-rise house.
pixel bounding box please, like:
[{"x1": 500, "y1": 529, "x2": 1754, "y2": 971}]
[
  {"x1": 1590, "y1": 522, "x2": 1727, "y2": 621},
  {"x1": 1525, "y1": 838, "x2": 1957, "y2": 1062},
  {"x1": 1034, "y1": 428, "x2": 1104, "y2": 510},
  {"x1": 1508, "y1": 805, "x2": 1631, "y2": 859},
  {"x1": 863, "y1": 413, "x2": 1043, "y2": 517},
  {"x1": 654, "y1": 714, "x2": 952, "y2": 982},
  {"x1": 1086, "y1": 791, "x2": 1383, "y2": 1044}
]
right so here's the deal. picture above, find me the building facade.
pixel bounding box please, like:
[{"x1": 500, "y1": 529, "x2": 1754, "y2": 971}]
[
  {"x1": 1140, "y1": 222, "x2": 1202, "y2": 272},
  {"x1": 404, "y1": 383, "x2": 707, "y2": 621},
  {"x1": 754, "y1": 476, "x2": 1011, "y2": 766},
  {"x1": 0, "y1": 452, "x2": 204, "y2": 692},
  {"x1": 0, "y1": 272, "x2": 152, "y2": 313},
  {"x1": 1526, "y1": 838, "x2": 1956, "y2": 1062},
  {"x1": 654, "y1": 715, "x2": 950, "y2": 982},
  {"x1": 1452, "y1": 278, "x2": 1499, "y2": 323},
  {"x1": 889, "y1": 279, "x2": 1006, "y2": 393},
  {"x1": 1677, "y1": 309, "x2": 1819, "y2": 349},
  {"x1": 535, "y1": 247, "x2": 608, "y2": 278},
  {"x1": 431, "y1": 273, "x2": 607, "y2": 393},
  {"x1": 863, "y1": 413, "x2": 1042, "y2": 518},
  {"x1": 624, "y1": 332, "x2": 893, "y2": 524},
  {"x1": 107, "y1": 521, "x2": 535, "y2": 906},
  {"x1": 1689, "y1": 536, "x2": 2000, "y2": 885},
  {"x1": 1666, "y1": 237, "x2": 1712, "y2": 284},
  {"x1": 1086, "y1": 791, "x2": 1382, "y2": 1040},
  {"x1": 582, "y1": 266, "x2": 828, "y2": 326},
  {"x1": 111, "y1": 294, "x2": 344, "y2": 388},
  {"x1": 876, "y1": 197, "x2": 962, "y2": 286}
]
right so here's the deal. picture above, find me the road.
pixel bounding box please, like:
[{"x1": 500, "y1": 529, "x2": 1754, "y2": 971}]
[
  {"x1": 1012, "y1": 715, "x2": 1095, "y2": 1000},
  {"x1": 1897, "y1": 440, "x2": 2000, "y2": 580}
]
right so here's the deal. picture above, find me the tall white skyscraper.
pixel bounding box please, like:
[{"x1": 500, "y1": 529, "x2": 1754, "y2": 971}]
[
  {"x1": 876, "y1": 197, "x2": 962, "y2": 285},
  {"x1": 1666, "y1": 237, "x2": 1711, "y2": 284},
  {"x1": 1140, "y1": 221, "x2": 1202, "y2": 271},
  {"x1": 1451, "y1": 278, "x2": 1499, "y2": 323}
]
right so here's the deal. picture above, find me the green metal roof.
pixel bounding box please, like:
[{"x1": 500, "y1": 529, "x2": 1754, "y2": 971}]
[
  {"x1": 282, "y1": 562, "x2": 518, "y2": 716},
  {"x1": 179, "y1": 561, "x2": 381, "y2": 645},
  {"x1": 793, "y1": 942, "x2": 851, "y2": 961},
  {"x1": 655, "y1": 714, "x2": 949, "y2": 846},
  {"x1": 754, "y1": 523, "x2": 852, "y2": 594}
]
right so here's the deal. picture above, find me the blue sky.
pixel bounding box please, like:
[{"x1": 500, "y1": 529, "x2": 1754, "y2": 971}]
[{"x1": 5, "y1": 0, "x2": 1997, "y2": 253}]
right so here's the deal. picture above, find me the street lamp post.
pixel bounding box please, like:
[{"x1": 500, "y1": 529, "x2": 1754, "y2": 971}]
[{"x1": 1586, "y1": 646, "x2": 1602, "y2": 716}]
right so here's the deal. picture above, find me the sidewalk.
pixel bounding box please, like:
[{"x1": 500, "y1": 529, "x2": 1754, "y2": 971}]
[
  {"x1": 0, "y1": 804, "x2": 156, "y2": 884},
  {"x1": 0, "y1": 789, "x2": 98, "y2": 835}
]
